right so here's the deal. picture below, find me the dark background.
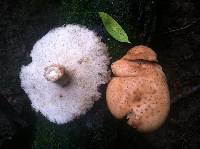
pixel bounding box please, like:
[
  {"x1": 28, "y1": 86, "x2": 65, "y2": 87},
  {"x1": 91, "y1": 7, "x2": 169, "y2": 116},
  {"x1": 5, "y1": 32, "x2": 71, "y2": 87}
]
[{"x1": 0, "y1": 0, "x2": 200, "y2": 149}]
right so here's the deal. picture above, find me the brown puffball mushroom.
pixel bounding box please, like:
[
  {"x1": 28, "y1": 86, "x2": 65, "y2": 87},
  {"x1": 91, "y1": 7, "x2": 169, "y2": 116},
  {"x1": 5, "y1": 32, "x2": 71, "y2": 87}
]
[{"x1": 106, "y1": 45, "x2": 170, "y2": 132}]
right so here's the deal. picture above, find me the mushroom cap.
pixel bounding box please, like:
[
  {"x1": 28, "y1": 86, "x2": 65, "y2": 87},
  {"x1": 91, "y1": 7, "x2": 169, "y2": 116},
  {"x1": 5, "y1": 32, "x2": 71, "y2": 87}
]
[
  {"x1": 20, "y1": 25, "x2": 110, "y2": 124},
  {"x1": 106, "y1": 45, "x2": 170, "y2": 132}
]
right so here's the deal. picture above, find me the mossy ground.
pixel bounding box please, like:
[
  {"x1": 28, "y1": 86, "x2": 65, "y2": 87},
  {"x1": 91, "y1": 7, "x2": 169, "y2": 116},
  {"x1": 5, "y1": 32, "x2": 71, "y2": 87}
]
[{"x1": 1, "y1": 0, "x2": 200, "y2": 149}]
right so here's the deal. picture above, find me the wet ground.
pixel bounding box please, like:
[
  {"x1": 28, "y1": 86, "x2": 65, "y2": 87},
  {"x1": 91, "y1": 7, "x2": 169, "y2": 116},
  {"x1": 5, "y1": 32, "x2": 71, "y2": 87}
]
[{"x1": 0, "y1": 0, "x2": 200, "y2": 149}]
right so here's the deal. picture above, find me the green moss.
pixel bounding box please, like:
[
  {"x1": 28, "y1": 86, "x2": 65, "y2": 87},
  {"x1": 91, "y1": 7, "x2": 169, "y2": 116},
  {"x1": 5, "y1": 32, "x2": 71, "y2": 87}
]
[{"x1": 33, "y1": 117, "x2": 76, "y2": 149}]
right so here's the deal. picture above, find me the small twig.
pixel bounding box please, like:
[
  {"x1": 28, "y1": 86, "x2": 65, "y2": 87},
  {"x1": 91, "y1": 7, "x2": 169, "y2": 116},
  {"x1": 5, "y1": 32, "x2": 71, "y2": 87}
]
[
  {"x1": 172, "y1": 84, "x2": 200, "y2": 104},
  {"x1": 164, "y1": 17, "x2": 200, "y2": 34}
]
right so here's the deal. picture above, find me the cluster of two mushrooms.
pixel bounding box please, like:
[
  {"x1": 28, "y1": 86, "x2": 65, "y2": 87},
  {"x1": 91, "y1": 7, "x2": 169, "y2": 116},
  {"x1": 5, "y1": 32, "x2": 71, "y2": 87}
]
[{"x1": 20, "y1": 25, "x2": 170, "y2": 132}]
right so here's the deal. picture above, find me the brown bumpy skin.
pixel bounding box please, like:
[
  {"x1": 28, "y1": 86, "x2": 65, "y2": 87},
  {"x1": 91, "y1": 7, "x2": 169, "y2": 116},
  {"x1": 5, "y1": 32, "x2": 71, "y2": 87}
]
[{"x1": 106, "y1": 45, "x2": 170, "y2": 132}]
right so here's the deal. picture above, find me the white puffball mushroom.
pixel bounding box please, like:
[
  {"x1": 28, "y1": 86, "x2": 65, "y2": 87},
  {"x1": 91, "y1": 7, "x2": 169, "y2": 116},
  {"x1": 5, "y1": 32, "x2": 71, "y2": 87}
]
[{"x1": 20, "y1": 24, "x2": 110, "y2": 124}]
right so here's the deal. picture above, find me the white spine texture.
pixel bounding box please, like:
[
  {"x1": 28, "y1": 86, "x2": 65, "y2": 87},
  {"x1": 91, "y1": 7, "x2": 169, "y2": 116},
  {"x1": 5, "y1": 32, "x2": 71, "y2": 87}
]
[{"x1": 20, "y1": 25, "x2": 110, "y2": 124}]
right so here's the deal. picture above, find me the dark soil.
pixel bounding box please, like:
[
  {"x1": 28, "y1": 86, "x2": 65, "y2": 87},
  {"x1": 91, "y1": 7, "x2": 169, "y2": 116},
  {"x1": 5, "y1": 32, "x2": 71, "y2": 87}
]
[{"x1": 0, "y1": 0, "x2": 200, "y2": 149}]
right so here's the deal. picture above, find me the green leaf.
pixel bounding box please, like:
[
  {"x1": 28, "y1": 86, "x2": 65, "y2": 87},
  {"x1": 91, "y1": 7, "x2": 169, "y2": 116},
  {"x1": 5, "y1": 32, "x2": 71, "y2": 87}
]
[{"x1": 99, "y1": 12, "x2": 131, "y2": 43}]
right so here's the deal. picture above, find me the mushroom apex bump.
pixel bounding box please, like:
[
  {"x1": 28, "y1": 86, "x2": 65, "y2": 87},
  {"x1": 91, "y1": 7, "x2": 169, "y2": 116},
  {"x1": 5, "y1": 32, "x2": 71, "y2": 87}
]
[
  {"x1": 123, "y1": 45, "x2": 158, "y2": 62},
  {"x1": 44, "y1": 64, "x2": 65, "y2": 82}
]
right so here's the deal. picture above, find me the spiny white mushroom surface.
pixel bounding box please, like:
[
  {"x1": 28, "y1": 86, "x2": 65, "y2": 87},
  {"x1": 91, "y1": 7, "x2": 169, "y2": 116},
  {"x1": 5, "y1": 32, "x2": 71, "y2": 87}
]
[{"x1": 20, "y1": 25, "x2": 110, "y2": 124}]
